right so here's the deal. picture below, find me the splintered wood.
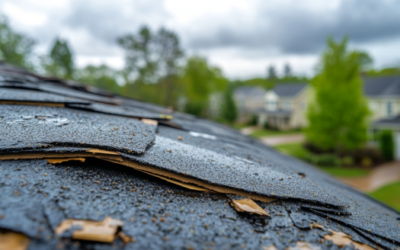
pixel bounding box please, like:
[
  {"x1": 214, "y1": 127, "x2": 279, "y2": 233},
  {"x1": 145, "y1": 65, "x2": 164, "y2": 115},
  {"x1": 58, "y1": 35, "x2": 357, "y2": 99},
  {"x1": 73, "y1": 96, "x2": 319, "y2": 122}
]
[
  {"x1": 46, "y1": 158, "x2": 86, "y2": 164},
  {"x1": 230, "y1": 199, "x2": 269, "y2": 216},
  {"x1": 55, "y1": 216, "x2": 124, "y2": 243},
  {"x1": 0, "y1": 231, "x2": 30, "y2": 250}
]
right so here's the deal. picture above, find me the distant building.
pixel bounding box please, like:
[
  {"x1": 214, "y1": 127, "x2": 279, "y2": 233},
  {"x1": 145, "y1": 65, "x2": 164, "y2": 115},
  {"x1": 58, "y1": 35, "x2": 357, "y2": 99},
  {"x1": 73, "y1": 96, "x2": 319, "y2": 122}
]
[
  {"x1": 364, "y1": 75, "x2": 400, "y2": 120},
  {"x1": 233, "y1": 86, "x2": 266, "y2": 123},
  {"x1": 259, "y1": 83, "x2": 310, "y2": 130}
]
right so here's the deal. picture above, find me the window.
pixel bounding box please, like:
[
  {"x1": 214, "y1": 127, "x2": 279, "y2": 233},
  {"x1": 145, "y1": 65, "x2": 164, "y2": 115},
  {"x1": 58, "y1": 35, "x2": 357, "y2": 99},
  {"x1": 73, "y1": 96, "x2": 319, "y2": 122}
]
[
  {"x1": 386, "y1": 101, "x2": 393, "y2": 116},
  {"x1": 284, "y1": 101, "x2": 291, "y2": 110}
]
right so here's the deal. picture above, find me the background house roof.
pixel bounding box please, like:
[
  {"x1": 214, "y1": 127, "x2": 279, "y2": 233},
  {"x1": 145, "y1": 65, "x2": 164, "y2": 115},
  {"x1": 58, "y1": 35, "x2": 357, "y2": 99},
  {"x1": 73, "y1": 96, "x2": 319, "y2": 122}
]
[
  {"x1": 272, "y1": 83, "x2": 307, "y2": 97},
  {"x1": 373, "y1": 114, "x2": 400, "y2": 128},
  {"x1": 234, "y1": 86, "x2": 265, "y2": 98},
  {"x1": 363, "y1": 75, "x2": 400, "y2": 97}
]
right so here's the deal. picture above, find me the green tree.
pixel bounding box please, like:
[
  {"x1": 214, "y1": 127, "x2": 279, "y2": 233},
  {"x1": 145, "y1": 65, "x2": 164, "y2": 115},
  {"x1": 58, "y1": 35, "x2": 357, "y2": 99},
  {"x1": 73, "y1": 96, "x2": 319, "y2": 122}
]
[
  {"x1": 42, "y1": 38, "x2": 74, "y2": 79},
  {"x1": 0, "y1": 15, "x2": 35, "y2": 69},
  {"x1": 181, "y1": 56, "x2": 227, "y2": 117},
  {"x1": 118, "y1": 26, "x2": 183, "y2": 106},
  {"x1": 220, "y1": 84, "x2": 237, "y2": 123},
  {"x1": 379, "y1": 130, "x2": 394, "y2": 161},
  {"x1": 76, "y1": 64, "x2": 122, "y2": 94},
  {"x1": 283, "y1": 63, "x2": 292, "y2": 78},
  {"x1": 306, "y1": 37, "x2": 370, "y2": 152}
]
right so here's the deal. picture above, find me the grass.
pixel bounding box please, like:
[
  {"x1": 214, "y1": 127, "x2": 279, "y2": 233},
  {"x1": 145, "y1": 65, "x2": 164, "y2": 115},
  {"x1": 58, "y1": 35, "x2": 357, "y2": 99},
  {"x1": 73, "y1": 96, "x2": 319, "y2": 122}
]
[
  {"x1": 274, "y1": 142, "x2": 309, "y2": 159},
  {"x1": 249, "y1": 129, "x2": 301, "y2": 138},
  {"x1": 319, "y1": 167, "x2": 371, "y2": 178},
  {"x1": 232, "y1": 124, "x2": 250, "y2": 130},
  {"x1": 369, "y1": 181, "x2": 400, "y2": 212}
]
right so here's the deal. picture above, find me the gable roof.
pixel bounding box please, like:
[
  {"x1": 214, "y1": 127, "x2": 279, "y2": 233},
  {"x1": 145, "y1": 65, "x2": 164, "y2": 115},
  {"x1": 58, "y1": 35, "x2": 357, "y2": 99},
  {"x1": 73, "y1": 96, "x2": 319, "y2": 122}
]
[
  {"x1": 363, "y1": 75, "x2": 400, "y2": 97},
  {"x1": 273, "y1": 83, "x2": 307, "y2": 97},
  {"x1": 234, "y1": 86, "x2": 265, "y2": 98}
]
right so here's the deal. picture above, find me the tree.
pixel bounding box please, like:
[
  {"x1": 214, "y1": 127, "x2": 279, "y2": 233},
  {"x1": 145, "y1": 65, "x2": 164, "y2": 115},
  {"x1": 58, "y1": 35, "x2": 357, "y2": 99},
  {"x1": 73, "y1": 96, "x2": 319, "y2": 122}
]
[
  {"x1": 42, "y1": 38, "x2": 74, "y2": 79},
  {"x1": 379, "y1": 130, "x2": 394, "y2": 161},
  {"x1": 220, "y1": 84, "x2": 237, "y2": 123},
  {"x1": 0, "y1": 15, "x2": 35, "y2": 69},
  {"x1": 181, "y1": 56, "x2": 227, "y2": 117},
  {"x1": 305, "y1": 37, "x2": 370, "y2": 152},
  {"x1": 355, "y1": 51, "x2": 373, "y2": 71},
  {"x1": 76, "y1": 64, "x2": 122, "y2": 94},
  {"x1": 283, "y1": 63, "x2": 292, "y2": 78},
  {"x1": 267, "y1": 65, "x2": 277, "y2": 80},
  {"x1": 118, "y1": 26, "x2": 184, "y2": 106}
]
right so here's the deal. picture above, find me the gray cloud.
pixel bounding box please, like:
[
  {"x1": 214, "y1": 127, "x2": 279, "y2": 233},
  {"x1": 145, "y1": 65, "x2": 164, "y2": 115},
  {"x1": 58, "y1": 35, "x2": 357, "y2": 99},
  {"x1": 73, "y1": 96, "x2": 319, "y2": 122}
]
[
  {"x1": 187, "y1": 0, "x2": 400, "y2": 54},
  {"x1": 64, "y1": 0, "x2": 169, "y2": 45}
]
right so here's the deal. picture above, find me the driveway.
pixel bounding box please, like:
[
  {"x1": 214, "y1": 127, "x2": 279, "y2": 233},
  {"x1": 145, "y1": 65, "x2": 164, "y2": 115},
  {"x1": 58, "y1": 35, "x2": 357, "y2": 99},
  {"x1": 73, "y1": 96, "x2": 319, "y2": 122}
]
[
  {"x1": 261, "y1": 134, "x2": 304, "y2": 146},
  {"x1": 339, "y1": 161, "x2": 400, "y2": 192}
]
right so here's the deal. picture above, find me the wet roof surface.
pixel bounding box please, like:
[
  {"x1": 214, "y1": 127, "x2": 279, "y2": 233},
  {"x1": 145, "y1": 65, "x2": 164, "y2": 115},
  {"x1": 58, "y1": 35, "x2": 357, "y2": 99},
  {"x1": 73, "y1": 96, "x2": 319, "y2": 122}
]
[{"x1": 0, "y1": 63, "x2": 399, "y2": 250}]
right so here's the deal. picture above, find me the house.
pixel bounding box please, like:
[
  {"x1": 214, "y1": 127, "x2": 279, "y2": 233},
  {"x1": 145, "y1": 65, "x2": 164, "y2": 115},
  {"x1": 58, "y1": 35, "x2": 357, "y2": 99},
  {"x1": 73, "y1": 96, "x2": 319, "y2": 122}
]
[
  {"x1": 0, "y1": 63, "x2": 399, "y2": 249},
  {"x1": 371, "y1": 115, "x2": 400, "y2": 160},
  {"x1": 233, "y1": 86, "x2": 266, "y2": 123},
  {"x1": 259, "y1": 83, "x2": 311, "y2": 130},
  {"x1": 364, "y1": 75, "x2": 400, "y2": 120}
]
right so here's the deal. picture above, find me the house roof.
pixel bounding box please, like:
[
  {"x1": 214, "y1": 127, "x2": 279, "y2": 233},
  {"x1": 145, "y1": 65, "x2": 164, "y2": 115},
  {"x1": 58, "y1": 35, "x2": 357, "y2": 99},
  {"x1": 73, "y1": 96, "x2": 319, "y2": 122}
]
[
  {"x1": 234, "y1": 86, "x2": 265, "y2": 98},
  {"x1": 272, "y1": 83, "x2": 307, "y2": 97},
  {"x1": 363, "y1": 75, "x2": 400, "y2": 97},
  {"x1": 0, "y1": 63, "x2": 399, "y2": 250},
  {"x1": 373, "y1": 114, "x2": 400, "y2": 128}
]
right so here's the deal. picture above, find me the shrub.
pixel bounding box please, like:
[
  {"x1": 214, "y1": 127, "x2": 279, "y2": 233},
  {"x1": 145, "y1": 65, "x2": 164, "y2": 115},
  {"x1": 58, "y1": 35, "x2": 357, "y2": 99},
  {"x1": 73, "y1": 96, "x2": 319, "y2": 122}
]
[
  {"x1": 379, "y1": 130, "x2": 394, "y2": 161},
  {"x1": 247, "y1": 115, "x2": 258, "y2": 126}
]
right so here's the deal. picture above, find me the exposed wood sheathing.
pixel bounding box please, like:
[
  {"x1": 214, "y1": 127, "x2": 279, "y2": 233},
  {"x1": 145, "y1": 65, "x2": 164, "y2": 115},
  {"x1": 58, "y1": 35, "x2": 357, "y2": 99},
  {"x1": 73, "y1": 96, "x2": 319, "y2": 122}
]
[
  {"x1": 0, "y1": 231, "x2": 30, "y2": 250},
  {"x1": 0, "y1": 101, "x2": 65, "y2": 107},
  {"x1": 55, "y1": 216, "x2": 123, "y2": 243}
]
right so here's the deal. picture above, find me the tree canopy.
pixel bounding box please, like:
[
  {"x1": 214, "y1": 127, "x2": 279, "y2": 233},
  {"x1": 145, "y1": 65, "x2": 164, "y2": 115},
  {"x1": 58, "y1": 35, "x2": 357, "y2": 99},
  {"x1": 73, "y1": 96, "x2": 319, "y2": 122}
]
[
  {"x1": 0, "y1": 15, "x2": 35, "y2": 69},
  {"x1": 42, "y1": 38, "x2": 74, "y2": 79},
  {"x1": 306, "y1": 37, "x2": 370, "y2": 152}
]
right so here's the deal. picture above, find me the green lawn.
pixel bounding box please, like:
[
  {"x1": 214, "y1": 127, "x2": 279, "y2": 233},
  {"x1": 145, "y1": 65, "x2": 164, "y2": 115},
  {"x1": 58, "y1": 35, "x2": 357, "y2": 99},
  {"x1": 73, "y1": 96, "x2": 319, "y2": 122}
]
[
  {"x1": 319, "y1": 167, "x2": 371, "y2": 178},
  {"x1": 232, "y1": 124, "x2": 250, "y2": 130},
  {"x1": 250, "y1": 129, "x2": 301, "y2": 138},
  {"x1": 369, "y1": 182, "x2": 400, "y2": 211},
  {"x1": 274, "y1": 142, "x2": 309, "y2": 159}
]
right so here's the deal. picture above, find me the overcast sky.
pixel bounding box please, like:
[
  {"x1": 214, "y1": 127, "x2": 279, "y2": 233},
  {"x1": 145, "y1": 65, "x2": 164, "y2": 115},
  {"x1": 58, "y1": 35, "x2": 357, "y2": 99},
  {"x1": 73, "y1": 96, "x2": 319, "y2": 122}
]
[{"x1": 1, "y1": 0, "x2": 400, "y2": 79}]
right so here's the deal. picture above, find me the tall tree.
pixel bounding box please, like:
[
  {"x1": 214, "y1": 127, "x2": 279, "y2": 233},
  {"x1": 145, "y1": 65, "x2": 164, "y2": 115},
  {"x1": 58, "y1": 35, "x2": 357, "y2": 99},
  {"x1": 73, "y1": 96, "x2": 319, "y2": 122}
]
[
  {"x1": 118, "y1": 26, "x2": 183, "y2": 106},
  {"x1": 181, "y1": 56, "x2": 227, "y2": 117},
  {"x1": 306, "y1": 37, "x2": 370, "y2": 152},
  {"x1": 283, "y1": 63, "x2": 292, "y2": 78},
  {"x1": 267, "y1": 65, "x2": 277, "y2": 80},
  {"x1": 0, "y1": 15, "x2": 35, "y2": 69},
  {"x1": 42, "y1": 38, "x2": 74, "y2": 79}
]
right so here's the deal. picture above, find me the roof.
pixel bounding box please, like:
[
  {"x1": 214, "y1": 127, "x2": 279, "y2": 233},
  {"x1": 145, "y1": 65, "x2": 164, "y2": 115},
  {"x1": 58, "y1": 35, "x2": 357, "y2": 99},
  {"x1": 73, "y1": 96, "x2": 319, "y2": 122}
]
[
  {"x1": 0, "y1": 63, "x2": 399, "y2": 250},
  {"x1": 363, "y1": 75, "x2": 400, "y2": 97},
  {"x1": 272, "y1": 83, "x2": 307, "y2": 97},
  {"x1": 234, "y1": 86, "x2": 265, "y2": 98},
  {"x1": 373, "y1": 115, "x2": 400, "y2": 128}
]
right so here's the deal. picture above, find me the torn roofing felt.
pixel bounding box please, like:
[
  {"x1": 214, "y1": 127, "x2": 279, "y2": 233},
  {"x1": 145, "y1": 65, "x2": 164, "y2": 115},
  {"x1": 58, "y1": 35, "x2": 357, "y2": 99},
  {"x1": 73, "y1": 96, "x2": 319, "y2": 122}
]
[
  {"x1": 0, "y1": 105, "x2": 156, "y2": 155},
  {"x1": 0, "y1": 88, "x2": 91, "y2": 105}
]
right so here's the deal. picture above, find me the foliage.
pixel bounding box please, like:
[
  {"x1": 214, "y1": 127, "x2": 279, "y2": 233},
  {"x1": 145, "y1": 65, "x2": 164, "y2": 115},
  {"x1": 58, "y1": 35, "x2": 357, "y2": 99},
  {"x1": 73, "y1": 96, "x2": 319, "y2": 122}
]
[
  {"x1": 118, "y1": 26, "x2": 184, "y2": 107},
  {"x1": 247, "y1": 114, "x2": 258, "y2": 126},
  {"x1": 249, "y1": 128, "x2": 300, "y2": 138},
  {"x1": 220, "y1": 84, "x2": 237, "y2": 123},
  {"x1": 367, "y1": 66, "x2": 400, "y2": 77},
  {"x1": 379, "y1": 130, "x2": 394, "y2": 161},
  {"x1": 181, "y1": 56, "x2": 227, "y2": 117},
  {"x1": 42, "y1": 38, "x2": 74, "y2": 79},
  {"x1": 306, "y1": 37, "x2": 370, "y2": 152},
  {"x1": 0, "y1": 15, "x2": 35, "y2": 69},
  {"x1": 76, "y1": 65, "x2": 122, "y2": 94}
]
